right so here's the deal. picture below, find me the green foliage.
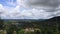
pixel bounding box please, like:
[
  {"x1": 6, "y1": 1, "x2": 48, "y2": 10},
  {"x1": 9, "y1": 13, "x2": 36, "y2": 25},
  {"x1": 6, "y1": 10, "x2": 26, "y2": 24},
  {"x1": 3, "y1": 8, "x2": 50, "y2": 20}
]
[
  {"x1": 0, "y1": 19, "x2": 60, "y2": 34},
  {"x1": 19, "y1": 29, "x2": 25, "y2": 34}
]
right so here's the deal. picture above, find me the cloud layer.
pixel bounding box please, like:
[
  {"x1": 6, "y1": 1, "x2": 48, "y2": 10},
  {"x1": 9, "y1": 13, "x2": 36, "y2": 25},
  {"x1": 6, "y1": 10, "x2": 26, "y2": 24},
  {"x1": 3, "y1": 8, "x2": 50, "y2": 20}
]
[
  {"x1": 27, "y1": 0, "x2": 60, "y2": 8},
  {"x1": 0, "y1": 0, "x2": 60, "y2": 19}
]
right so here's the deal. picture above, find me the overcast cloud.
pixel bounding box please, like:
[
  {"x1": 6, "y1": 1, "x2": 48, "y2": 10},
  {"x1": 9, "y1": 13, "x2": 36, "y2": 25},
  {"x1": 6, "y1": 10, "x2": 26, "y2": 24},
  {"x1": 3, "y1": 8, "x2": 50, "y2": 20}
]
[{"x1": 0, "y1": 0, "x2": 60, "y2": 19}]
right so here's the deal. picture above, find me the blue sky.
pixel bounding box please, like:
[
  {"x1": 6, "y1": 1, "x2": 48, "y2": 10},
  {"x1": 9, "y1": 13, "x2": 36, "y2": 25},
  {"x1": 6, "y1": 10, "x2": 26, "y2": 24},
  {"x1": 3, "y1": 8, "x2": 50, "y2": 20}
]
[
  {"x1": 0, "y1": 0, "x2": 16, "y2": 7},
  {"x1": 0, "y1": 0, "x2": 60, "y2": 19}
]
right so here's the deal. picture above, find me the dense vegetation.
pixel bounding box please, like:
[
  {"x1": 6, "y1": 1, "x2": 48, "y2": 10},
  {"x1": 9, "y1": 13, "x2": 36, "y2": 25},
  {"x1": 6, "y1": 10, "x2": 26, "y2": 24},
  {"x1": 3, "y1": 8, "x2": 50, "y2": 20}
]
[{"x1": 0, "y1": 16, "x2": 60, "y2": 34}]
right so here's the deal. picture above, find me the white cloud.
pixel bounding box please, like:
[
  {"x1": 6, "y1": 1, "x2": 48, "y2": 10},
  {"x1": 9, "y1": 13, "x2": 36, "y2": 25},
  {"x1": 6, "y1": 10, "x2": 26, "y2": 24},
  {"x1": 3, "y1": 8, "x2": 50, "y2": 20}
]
[
  {"x1": 0, "y1": 0, "x2": 60, "y2": 19},
  {"x1": 0, "y1": 4, "x2": 3, "y2": 9}
]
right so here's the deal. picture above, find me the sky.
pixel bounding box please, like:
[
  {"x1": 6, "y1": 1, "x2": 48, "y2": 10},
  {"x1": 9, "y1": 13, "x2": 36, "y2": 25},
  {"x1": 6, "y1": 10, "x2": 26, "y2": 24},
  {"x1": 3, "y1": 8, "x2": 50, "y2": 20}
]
[{"x1": 0, "y1": 0, "x2": 60, "y2": 19}]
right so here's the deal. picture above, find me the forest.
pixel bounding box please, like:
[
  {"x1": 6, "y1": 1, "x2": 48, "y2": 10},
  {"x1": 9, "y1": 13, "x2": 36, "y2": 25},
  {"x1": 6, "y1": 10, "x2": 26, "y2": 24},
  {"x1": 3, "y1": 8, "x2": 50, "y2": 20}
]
[{"x1": 0, "y1": 16, "x2": 60, "y2": 34}]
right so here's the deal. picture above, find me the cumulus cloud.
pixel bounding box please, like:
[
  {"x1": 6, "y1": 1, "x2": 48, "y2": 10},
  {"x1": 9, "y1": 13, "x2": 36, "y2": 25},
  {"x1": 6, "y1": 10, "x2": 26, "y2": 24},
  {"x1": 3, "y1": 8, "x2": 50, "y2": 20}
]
[{"x1": 0, "y1": 0, "x2": 60, "y2": 19}]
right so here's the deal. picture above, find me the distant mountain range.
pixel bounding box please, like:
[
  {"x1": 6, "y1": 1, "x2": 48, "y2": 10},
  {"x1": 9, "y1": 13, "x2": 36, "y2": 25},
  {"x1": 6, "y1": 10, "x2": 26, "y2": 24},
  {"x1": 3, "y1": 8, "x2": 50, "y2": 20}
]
[
  {"x1": 1, "y1": 16, "x2": 60, "y2": 22},
  {"x1": 0, "y1": 16, "x2": 60, "y2": 28},
  {"x1": 45, "y1": 16, "x2": 60, "y2": 21},
  {"x1": 35, "y1": 16, "x2": 60, "y2": 26}
]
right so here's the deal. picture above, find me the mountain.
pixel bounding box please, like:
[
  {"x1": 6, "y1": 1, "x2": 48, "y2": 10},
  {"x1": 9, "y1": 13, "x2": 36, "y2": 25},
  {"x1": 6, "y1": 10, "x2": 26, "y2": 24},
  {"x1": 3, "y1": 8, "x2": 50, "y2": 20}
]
[
  {"x1": 35, "y1": 16, "x2": 60, "y2": 27},
  {"x1": 45, "y1": 16, "x2": 60, "y2": 22},
  {"x1": 2, "y1": 16, "x2": 60, "y2": 23}
]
